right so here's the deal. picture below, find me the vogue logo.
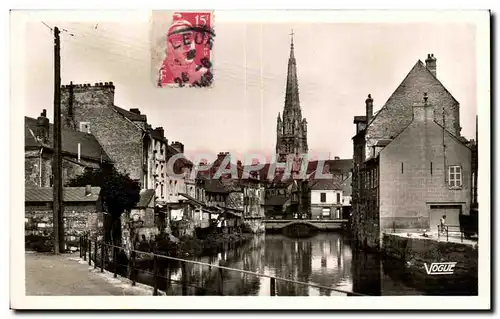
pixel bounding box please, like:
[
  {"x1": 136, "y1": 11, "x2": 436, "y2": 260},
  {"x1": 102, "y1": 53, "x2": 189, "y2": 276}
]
[{"x1": 424, "y1": 262, "x2": 457, "y2": 275}]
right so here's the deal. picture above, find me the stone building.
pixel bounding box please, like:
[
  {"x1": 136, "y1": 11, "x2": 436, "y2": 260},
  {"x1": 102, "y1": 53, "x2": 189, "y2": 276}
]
[
  {"x1": 361, "y1": 55, "x2": 463, "y2": 161},
  {"x1": 59, "y1": 82, "x2": 194, "y2": 232},
  {"x1": 25, "y1": 110, "x2": 112, "y2": 188},
  {"x1": 309, "y1": 179, "x2": 343, "y2": 220},
  {"x1": 378, "y1": 98, "x2": 471, "y2": 232},
  {"x1": 61, "y1": 83, "x2": 153, "y2": 188},
  {"x1": 276, "y1": 33, "x2": 308, "y2": 164},
  {"x1": 351, "y1": 55, "x2": 473, "y2": 250},
  {"x1": 25, "y1": 186, "x2": 103, "y2": 250}
]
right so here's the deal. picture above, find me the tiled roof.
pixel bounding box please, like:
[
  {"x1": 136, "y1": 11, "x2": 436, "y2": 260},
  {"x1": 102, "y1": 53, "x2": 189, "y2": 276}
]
[
  {"x1": 366, "y1": 60, "x2": 459, "y2": 138},
  {"x1": 178, "y1": 193, "x2": 205, "y2": 207},
  {"x1": 307, "y1": 159, "x2": 353, "y2": 174},
  {"x1": 113, "y1": 105, "x2": 147, "y2": 122},
  {"x1": 240, "y1": 160, "x2": 353, "y2": 183},
  {"x1": 25, "y1": 117, "x2": 112, "y2": 162},
  {"x1": 25, "y1": 187, "x2": 101, "y2": 202},
  {"x1": 167, "y1": 146, "x2": 193, "y2": 167},
  {"x1": 136, "y1": 189, "x2": 155, "y2": 208},
  {"x1": 309, "y1": 179, "x2": 342, "y2": 191}
]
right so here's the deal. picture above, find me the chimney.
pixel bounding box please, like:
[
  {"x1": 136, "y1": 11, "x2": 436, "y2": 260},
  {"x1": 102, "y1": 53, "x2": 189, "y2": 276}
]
[
  {"x1": 36, "y1": 109, "x2": 49, "y2": 143},
  {"x1": 129, "y1": 108, "x2": 141, "y2": 115},
  {"x1": 425, "y1": 53, "x2": 437, "y2": 77},
  {"x1": 153, "y1": 127, "x2": 165, "y2": 138},
  {"x1": 365, "y1": 94, "x2": 374, "y2": 123},
  {"x1": 334, "y1": 156, "x2": 340, "y2": 160},
  {"x1": 413, "y1": 93, "x2": 434, "y2": 122},
  {"x1": 171, "y1": 141, "x2": 184, "y2": 153},
  {"x1": 85, "y1": 184, "x2": 92, "y2": 196},
  {"x1": 217, "y1": 152, "x2": 229, "y2": 159}
]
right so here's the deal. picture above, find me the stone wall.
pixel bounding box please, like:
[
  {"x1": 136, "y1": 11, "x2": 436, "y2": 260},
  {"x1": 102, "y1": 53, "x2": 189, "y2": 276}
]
[
  {"x1": 25, "y1": 203, "x2": 104, "y2": 250},
  {"x1": 60, "y1": 83, "x2": 144, "y2": 184},
  {"x1": 171, "y1": 219, "x2": 196, "y2": 238},
  {"x1": 25, "y1": 150, "x2": 101, "y2": 188},
  {"x1": 382, "y1": 233, "x2": 478, "y2": 295},
  {"x1": 379, "y1": 116, "x2": 472, "y2": 231},
  {"x1": 243, "y1": 219, "x2": 265, "y2": 234}
]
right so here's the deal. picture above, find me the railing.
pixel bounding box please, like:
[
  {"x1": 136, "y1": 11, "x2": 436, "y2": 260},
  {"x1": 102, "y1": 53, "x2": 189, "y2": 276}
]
[
  {"x1": 78, "y1": 236, "x2": 365, "y2": 297},
  {"x1": 437, "y1": 225, "x2": 464, "y2": 242}
]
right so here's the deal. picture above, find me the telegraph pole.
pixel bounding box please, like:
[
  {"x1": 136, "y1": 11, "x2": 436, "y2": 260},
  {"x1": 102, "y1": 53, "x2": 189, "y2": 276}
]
[{"x1": 52, "y1": 26, "x2": 65, "y2": 253}]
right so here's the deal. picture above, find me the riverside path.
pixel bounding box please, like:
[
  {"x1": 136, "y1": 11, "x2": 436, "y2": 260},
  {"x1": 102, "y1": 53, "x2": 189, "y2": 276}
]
[{"x1": 25, "y1": 252, "x2": 152, "y2": 296}]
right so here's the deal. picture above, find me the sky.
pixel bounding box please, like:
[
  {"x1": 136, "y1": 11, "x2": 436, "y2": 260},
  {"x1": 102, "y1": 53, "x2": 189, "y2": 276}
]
[{"x1": 21, "y1": 12, "x2": 478, "y2": 163}]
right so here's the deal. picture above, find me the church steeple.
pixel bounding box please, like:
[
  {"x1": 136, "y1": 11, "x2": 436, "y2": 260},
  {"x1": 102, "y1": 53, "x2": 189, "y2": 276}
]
[
  {"x1": 276, "y1": 30, "x2": 308, "y2": 163},
  {"x1": 284, "y1": 29, "x2": 301, "y2": 117}
]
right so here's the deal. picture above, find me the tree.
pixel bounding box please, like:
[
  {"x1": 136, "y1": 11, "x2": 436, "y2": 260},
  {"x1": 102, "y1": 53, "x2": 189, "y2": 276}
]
[{"x1": 66, "y1": 165, "x2": 141, "y2": 244}]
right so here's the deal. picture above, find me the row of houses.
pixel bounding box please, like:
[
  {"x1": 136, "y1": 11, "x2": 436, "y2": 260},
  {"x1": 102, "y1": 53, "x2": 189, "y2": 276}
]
[
  {"x1": 351, "y1": 54, "x2": 479, "y2": 250},
  {"x1": 24, "y1": 82, "x2": 205, "y2": 247}
]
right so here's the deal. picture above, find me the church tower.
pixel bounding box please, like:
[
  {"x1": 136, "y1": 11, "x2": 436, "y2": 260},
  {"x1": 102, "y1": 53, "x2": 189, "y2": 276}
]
[{"x1": 276, "y1": 30, "x2": 308, "y2": 163}]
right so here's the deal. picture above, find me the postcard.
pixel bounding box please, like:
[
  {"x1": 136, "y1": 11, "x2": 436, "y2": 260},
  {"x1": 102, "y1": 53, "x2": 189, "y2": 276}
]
[{"x1": 10, "y1": 9, "x2": 491, "y2": 310}]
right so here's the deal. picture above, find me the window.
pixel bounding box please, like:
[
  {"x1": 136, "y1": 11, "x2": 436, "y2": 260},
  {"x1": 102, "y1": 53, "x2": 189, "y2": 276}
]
[
  {"x1": 336, "y1": 193, "x2": 341, "y2": 204},
  {"x1": 448, "y1": 165, "x2": 462, "y2": 188},
  {"x1": 79, "y1": 122, "x2": 90, "y2": 133},
  {"x1": 161, "y1": 183, "x2": 164, "y2": 198},
  {"x1": 430, "y1": 162, "x2": 433, "y2": 175},
  {"x1": 320, "y1": 193, "x2": 326, "y2": 203},
  {"x1": 401, "y1": 162, "x2": 404, "y2": 174}
]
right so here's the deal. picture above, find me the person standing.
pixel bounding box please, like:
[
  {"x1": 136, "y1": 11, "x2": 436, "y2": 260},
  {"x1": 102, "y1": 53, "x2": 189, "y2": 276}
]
[{"x1": 440, "y1": 215, "x2": 447, "y2": 234}]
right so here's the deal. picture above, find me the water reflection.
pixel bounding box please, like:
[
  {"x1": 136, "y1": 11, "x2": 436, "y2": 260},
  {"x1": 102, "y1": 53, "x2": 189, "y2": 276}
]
[{"x1": 134, "y1": 232, "x2": 427, "y2": 296}]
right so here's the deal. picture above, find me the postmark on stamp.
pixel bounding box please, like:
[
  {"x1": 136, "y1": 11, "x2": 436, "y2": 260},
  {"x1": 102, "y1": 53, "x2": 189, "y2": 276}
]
[{"x1": 157, "y1": 12, "x2": 214, "y2": 88}]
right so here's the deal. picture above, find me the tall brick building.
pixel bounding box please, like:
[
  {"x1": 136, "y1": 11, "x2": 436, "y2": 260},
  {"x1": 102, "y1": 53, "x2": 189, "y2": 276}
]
[{"x1": 351, "y1": 55, "x2": 473, "y2": 250}]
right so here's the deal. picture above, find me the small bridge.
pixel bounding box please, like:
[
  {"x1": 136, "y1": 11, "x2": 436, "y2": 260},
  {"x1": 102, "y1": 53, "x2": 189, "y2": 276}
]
[{"x1": 263, "y1": 219, "x2": 348, "y2": 231}]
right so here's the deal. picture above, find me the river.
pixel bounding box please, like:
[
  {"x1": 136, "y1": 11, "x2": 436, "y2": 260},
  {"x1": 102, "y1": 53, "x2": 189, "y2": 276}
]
[{"x1": 136, "y1": 232, "x2": 425, "y2": 296}]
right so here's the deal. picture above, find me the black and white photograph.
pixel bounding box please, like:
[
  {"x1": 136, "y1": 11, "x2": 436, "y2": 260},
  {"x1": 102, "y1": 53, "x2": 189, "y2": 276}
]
[{"x1": 9, "y1": 8, "x2": 491, "y2": 310}]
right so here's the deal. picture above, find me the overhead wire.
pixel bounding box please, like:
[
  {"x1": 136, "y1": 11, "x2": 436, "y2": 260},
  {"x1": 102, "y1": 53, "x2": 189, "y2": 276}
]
[{"x1": 54, "y1": 21, "x2": 342, "y2": 97}]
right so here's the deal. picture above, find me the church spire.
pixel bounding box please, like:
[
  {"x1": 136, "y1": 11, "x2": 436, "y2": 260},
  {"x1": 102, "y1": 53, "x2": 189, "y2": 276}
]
[
  {"x1": 284, "y1": 29, "x2": 300, "y2": 115},
  {"x1": 275, "y1": 30, "x2": 308, "y2": 163}
]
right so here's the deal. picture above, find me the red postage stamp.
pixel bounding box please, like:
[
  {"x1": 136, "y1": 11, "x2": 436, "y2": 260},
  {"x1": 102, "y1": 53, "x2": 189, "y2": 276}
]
[{"x1": 157, "y1": 12, "x2": 214, "y2": 88}]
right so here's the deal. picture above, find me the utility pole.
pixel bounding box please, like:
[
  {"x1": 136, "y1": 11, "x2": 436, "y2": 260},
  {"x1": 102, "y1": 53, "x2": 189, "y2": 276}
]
[{"x1": 52, "y1": 26, "x2": 65, "y2": 253}]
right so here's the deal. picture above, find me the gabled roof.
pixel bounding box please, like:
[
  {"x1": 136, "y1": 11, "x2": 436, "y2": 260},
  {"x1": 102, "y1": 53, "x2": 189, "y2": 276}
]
[
  {"x1": 309, "y1": 179, "x2": 342, "y2": 191},
  {"x1": 136, "y1": 189, "x2": 155, "y2": 208},
  {"x1": 25, "y1": 117, "x2": 112, "y2": 162},
  {"x1": 25, "y1": 187, "x2": 101, "y2": 202},
  {"x1": 113, "y1": 105, "x2": 147, "y2": 122},
  {"x1": 307, "y1": 159, "x2": 353, "y2": 174},
  {"x1": 366, "y1": 59, "x2": 460, "y2": 137}
]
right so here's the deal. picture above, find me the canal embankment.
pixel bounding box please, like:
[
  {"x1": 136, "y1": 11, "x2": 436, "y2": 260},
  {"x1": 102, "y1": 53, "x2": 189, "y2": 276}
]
[{"x1": 382, "y1": 233, "x2": 478, "y2": 295}]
